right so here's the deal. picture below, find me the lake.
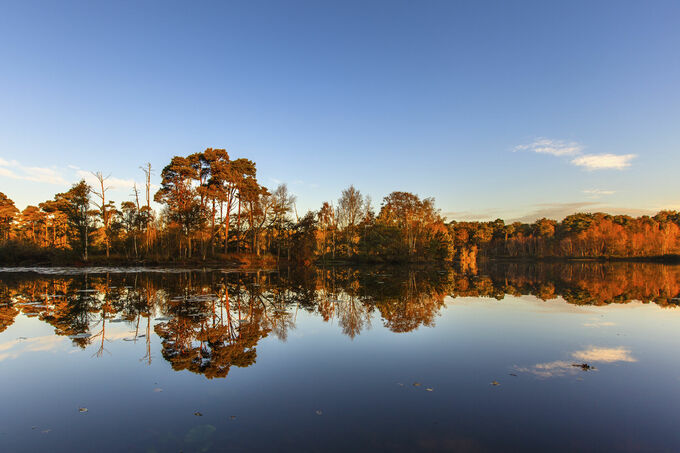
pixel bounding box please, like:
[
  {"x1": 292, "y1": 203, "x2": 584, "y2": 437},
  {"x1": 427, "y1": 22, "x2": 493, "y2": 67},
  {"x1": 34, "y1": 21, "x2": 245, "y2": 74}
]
[{"x1": 1, "y1": 262, "x2": 680, "y2": 452}]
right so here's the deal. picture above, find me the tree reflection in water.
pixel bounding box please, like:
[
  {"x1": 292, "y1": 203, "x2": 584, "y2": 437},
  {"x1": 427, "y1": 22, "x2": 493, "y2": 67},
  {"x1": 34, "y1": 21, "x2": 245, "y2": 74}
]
[{"x1": 0, "y1": 261, "x2": 679, "y2": 378}]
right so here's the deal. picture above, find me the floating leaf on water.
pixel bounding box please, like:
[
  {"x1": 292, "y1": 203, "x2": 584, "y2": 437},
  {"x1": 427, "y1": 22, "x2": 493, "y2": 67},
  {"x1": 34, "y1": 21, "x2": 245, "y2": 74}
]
[
  {"x1": 426, "y1": 388, "x2": 434, "y2": 392},
  {"x1": 413, "y1": 382, "x2": 421, "y2": 387},
  {"x1": 194, "y1": 412, "x2": 203, "y2": 416},
  {"x1": 79, "y1": 407, "x2": 88, "y2": 413},
  {"x1": 571, "y1": 363, "x2": 594, "y2": 371},
  {"x1": 491, "y1": 381, "x2": 500, "y2": 386}
]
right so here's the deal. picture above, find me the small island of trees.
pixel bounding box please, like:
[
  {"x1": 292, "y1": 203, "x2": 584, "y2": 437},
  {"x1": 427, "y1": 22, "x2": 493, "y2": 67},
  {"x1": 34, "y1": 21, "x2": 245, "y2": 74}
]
[{"x1": 1, "y1": 148, "x2": 679, "y2": 265}]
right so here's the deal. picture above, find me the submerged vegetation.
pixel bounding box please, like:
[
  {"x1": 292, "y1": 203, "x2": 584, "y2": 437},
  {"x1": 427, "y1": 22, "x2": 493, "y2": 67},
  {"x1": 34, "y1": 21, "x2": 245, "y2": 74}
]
[{"x1": 1, "y1": 149, "x2": 679, "y2": 265}]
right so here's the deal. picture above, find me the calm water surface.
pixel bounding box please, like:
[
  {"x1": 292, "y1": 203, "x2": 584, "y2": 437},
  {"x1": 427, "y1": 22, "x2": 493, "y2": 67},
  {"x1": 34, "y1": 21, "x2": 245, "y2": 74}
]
[{"x1": 1, "y1": 262, "x2": 680, "y2": 452}]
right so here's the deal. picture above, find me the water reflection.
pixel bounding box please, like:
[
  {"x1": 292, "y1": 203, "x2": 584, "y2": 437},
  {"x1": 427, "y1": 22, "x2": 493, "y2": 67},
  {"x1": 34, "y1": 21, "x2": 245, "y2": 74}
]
[
  {"x1": 2, "y1": 263, "x2": 680, "y2": 452},
  {"x1": 0, "y1": 262, "x2": 679, "y2": 379},
  {"x1": 514, "y1": 347, "x2": 637, "y2": 378}
]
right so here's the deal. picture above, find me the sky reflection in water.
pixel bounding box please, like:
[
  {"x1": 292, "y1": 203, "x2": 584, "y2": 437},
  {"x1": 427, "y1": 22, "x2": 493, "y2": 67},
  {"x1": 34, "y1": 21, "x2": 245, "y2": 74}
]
[{"x1": 1, "y1": 262, "x2": 680, "y2": 452}]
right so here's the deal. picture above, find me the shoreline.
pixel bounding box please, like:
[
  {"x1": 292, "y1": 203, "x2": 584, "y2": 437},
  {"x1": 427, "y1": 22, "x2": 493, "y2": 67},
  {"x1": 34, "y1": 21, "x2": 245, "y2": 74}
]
[
  {"x1": 480, "y1": 255, "x2": 680, "y2": 264},
  {"x1": 2, "y1": 254, "x2": 680, "y2": 269}
]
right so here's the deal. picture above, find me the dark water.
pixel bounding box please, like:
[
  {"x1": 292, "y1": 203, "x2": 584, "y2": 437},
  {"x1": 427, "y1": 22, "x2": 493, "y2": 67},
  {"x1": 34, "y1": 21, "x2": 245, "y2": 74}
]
[{"x1": 1, "y1": 262, "x2": 680, "y2": 452}]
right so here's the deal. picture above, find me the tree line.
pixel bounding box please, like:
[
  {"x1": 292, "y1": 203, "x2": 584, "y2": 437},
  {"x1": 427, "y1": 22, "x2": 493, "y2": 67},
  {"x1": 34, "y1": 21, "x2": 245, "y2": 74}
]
[
  {"x1": 449, "y1": 211, "x2": 680, "y2": 261},
  {"x1": 1, "y1": 148, "x2": 679, "y2": 264}
]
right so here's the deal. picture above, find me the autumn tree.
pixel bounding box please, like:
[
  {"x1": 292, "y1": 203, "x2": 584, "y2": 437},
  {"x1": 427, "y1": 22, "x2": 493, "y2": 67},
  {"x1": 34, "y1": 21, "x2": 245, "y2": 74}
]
[
  {"x1": 241, "y1": 180, "x2": 271, "y2": 256},
  {"x1": 317, "y1": 201, "x2": 337, "y2": 261},
  {"x1": 271, "y1": 184, "x2": 296, "y2": 260},
  {"x1": 0, "y1": 192, "x2": 18, "y2": 242},
  {"x1": 337, "y1": 185, "x2": 367, "y2": 257},
  {"x1": 154, "y1": 156, "x2": 203, "y2": 258},
  {"x1": 55, "y1": 180, "x2": 92, "y2": 260},
  {"x1": 200, "y1": 149, "x2": 257, "y2": 254},
  {"x1": 376, "y1": 191, "x2": 446, "y2": 260},
  {"x1": 18, "y1": 206, "x2": 44, "y2": 243},
  {"x1": 119, "y1": 201, "x2": 140, "y2": 258}
]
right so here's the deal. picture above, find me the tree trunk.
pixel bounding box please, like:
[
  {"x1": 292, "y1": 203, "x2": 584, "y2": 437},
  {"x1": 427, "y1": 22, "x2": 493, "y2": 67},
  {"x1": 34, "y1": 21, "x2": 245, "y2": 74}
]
[
  {"x1": 84, "y1": 221, "x2": 88, "y2": 261},
  {"x1": 210, "y1": 199, "x2": 216, "y2": 256},
  {"x1": 236, "y1": 199, "x2": 241, "y2": 253},
  {"x1": 224, "y1": 212, "x2": 230, "y2": 254}
]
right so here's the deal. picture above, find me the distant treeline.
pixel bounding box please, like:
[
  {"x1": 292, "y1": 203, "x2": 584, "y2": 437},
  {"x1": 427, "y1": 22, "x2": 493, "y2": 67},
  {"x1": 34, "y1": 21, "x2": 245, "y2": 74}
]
[
  {"x1": 0, "y1": 148, "x2": 679, "y2": 264},
  {"x1": 451, "y1": 211, "x2": 680, "y2": 261}
]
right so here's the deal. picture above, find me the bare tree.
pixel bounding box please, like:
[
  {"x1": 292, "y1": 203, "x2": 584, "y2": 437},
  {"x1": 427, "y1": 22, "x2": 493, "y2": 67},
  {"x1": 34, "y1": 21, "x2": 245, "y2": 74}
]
[
  {"x1": 91, "y1": 172, "x2": 113, "y2": 258},
  {"x1": 140, "y1": 163, "x2": 153, "y2": 209},
  {"x1": 140, "y1": 163, "x2": 154, "y2": 250}
]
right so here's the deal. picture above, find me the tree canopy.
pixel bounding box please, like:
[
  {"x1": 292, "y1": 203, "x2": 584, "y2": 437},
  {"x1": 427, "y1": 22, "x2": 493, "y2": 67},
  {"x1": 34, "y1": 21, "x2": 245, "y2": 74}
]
[{"x1": 2, "y1": 149, "x2": 679, "y2": 264}]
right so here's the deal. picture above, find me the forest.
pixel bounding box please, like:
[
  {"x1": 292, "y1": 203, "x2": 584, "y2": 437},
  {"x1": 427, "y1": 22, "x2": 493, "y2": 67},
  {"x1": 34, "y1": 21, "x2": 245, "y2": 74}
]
[{"x1": 1, "y1": 148, "x2": 679, "y2": 265}]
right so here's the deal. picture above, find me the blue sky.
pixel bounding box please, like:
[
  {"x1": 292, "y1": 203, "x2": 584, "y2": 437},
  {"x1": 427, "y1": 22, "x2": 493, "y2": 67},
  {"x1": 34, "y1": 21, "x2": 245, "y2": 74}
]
[{"x1": 1, "y1": 0, "x2": 678, "y2": 221}]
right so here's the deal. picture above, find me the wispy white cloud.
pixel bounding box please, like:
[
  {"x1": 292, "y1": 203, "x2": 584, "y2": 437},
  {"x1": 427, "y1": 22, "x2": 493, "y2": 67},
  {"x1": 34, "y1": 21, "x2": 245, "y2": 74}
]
[
  {"x1": 571, "y1": 153, "x2": 636, "y2": 170},
  {"x1": 0, "y1": 166, "x2": 17, "y2": 179},
  {"x1": 514, "y1": 138, "x2": 636, "y2": 171},
  {"x1": 583, "y1": 320, "x2": 616, "y2": 328},
  {"x1": 0, "y1": 156, "x2": 155, "y2": 199},
  {"x1": 510, "y1": 202, "x2": 654, "y2": 223},
  {"x1": 291, "y1": 179, "x2": 319, "y2": 189},
  {"x1": 582, "y1": 189, "x2": 616, "y2": 199},
  {"x1": 445, "y1": 202, "x2": 655, "y2": 223},
  {"x1": 583, "y1": 189, "x2": 616, "y2": 196},
  {"x1": 442, "y1": 208, "x2": 508, "y2": 222},
  {"x1": 509, "y1": 202, "x2": 601, "y2": 223},
  {"x1": 0, "y1": 158, "x2": 68, "y2": 185},
  {"x1": 514, "y1": 138, "x2": 583, "y2": 156}
]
